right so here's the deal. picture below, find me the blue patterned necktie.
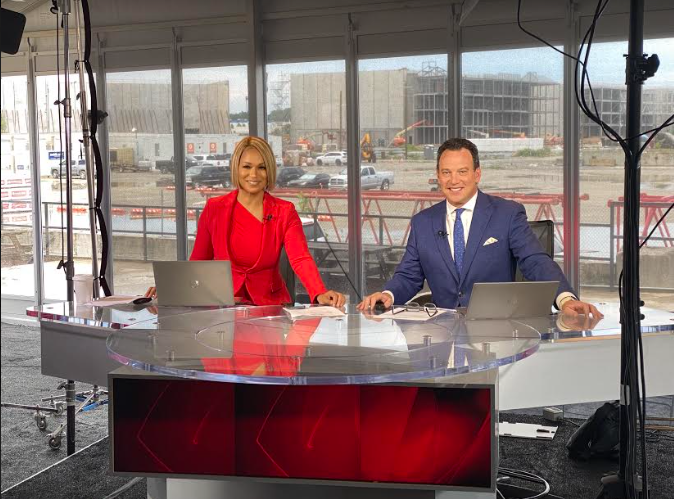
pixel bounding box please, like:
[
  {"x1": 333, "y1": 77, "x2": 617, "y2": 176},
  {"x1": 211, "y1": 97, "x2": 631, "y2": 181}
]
[{"x1": 453, "y1": 208, "x2": 466, "y2": 274}]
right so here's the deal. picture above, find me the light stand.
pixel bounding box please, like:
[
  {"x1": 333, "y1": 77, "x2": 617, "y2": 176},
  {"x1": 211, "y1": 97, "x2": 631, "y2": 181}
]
[
  {"x1": 599, "y1": 0, "x2": 658, "y2": 497},
  {"x1": 55, "y1": 0, "x2": 77, "y2": 457},
  {"x1": 74, "y1": 0, "x2": 100, "y2": 300}
]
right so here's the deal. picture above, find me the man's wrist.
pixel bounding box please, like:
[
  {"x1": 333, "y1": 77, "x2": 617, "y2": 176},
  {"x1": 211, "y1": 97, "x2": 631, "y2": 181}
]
[{"x1": 558, "y1": 294, "x2": 577, "y2": 309}]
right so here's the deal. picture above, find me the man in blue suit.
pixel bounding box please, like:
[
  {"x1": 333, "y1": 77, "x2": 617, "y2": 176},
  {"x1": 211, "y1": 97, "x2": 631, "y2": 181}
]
[{"x1": 358, "y1": 138, "x2": 602, "y2": 318}]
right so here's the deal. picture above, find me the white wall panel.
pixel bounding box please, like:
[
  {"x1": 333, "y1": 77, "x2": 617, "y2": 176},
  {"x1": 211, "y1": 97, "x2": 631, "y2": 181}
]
[
  {"x1": 353, "y1": 7, "x2": 449, "y2": 35},
  {"x1": 462, "y1": 19, "x2": 566, "y2": 51},
  {"x1": 358, "y1": 29, "x2": 447, "y2": 58},
  {"x1": 264, "y1": 15, "x2": 345, "y2": 41},
  {"x1": 181, "y1": 43, "x2": 248, "y2": 67},
  {"x1": 104, "y1": 48, "x2": 170, "y2": 70},
  {"x1": 99, "y1": 29, "x2": 173, "y2": 50},
  {"x1": 1, "y1": 54, "x2": 28, "y2": 75},
  {"x1": 179, "y1": 23, "x2": 248, "y2": 44},
  {"x1": 88, "y1": 0, "x2": 246, "y2": 28},
  {"x1": 265, "y1": 37, "x2": 344, "y2": 64},
  {"x1": 579, "y1": 9, "x2": 674, "y2": 42}
]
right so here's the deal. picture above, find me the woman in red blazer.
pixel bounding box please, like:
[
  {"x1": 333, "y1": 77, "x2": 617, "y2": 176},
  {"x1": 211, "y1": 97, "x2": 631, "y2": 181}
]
[{"x1": 190, "y1": 136, "x2": 345, "y2": 307}]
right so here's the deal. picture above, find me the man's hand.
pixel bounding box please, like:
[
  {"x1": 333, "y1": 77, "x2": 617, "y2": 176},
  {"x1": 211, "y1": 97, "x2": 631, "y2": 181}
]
[
  {"x1": 560, "y1": 299, "x2": 604, "y2": 319},
  {"x1": 316, "y1": 290, "x2": 346, "y2": 308},
  {"x1": 357, "y1": 292, "x2": 393, "y2": 311}
]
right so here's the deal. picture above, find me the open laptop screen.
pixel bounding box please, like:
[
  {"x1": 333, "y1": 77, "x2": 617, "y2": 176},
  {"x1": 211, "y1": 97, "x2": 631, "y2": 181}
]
[
  {"x1": 465, "y1": 281, "x2": 559, "y2": 320},
  {"x1": 152, "y1": 261, "x2": 235, "y2": 307}
]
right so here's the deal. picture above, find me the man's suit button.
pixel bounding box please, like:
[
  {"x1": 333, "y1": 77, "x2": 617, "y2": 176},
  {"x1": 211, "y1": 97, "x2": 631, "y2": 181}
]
[{"x1": 458, "y1": 292, "x2": 463, "y2": 298}]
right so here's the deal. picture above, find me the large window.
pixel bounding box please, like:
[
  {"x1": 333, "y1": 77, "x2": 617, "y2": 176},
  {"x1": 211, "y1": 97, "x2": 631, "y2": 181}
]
[
  {"x1": 358, "y1": 55, "x2": 448, "y2": 295},
  {"x1": 183, "y1": 65, "x2": 248, "y2": 255},
  {"x1": 579, "y1": 38, "x2": 674, "y2": 306},
  {"x1": 266, "y1": 61, "x2": 352, "y2": 301},
  {"x1": 462, "y1": 47, "x2": 565, "y2": 264},
  {"x1": 107, "y1": 69, "x2": 175, "y2": 295},
  {"x1": 1, "y1": 75, "x2": 35, "y2": 299}
]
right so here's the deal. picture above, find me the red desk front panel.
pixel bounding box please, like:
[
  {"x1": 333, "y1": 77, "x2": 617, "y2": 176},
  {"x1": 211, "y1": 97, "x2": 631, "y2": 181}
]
[{"x1": 111, "y1": 377, "x2": 493, "y2": 490}]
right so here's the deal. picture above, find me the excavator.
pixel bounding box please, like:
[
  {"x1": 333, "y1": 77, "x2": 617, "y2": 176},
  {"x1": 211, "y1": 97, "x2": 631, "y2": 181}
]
[{"x1": 361, "y1": 132, "x2": 376, "y2": 163}]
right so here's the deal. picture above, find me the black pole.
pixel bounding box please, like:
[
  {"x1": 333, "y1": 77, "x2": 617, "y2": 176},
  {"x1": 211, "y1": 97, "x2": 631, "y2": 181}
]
[
  {"x1": 600, "y1": 0, "x2": 646, "y2": 497},
  {"x1": 620, "y1": 0, "x2": 644, "y2": 490},
  {"x1": 66, "y1": 380, "x2": 76, "y2": 455}
]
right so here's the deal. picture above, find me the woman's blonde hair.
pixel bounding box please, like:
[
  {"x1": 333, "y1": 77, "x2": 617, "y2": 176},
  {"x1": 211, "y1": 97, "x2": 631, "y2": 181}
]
[{"x1": 230, "y1": 136, "x2": 277, "y2": 191}]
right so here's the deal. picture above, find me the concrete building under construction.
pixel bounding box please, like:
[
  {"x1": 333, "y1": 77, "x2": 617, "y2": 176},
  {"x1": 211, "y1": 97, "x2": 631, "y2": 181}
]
[{"x1": 581, "y1": 86, "x2": 674, "y2": 142}]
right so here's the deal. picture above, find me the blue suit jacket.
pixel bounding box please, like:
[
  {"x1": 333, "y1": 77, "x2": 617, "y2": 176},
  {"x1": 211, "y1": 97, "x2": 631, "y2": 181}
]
[{"x1": 384, "y1": 190, "x2": 574, "y2": 309}]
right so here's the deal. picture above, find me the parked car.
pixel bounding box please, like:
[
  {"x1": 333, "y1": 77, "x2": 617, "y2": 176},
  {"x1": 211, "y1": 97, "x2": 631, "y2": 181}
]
[
  {"x1": 276, "y1": 167, "x2": 305, "y2": 187},
  {"x1": 288, "y1": 173, "x2": 331, "y2": 189},
  {"x1": 156, "y1": 155, "x2": 200, "y2": 174},
  {"x1": 51, "y1": 159, "x2": 90, "y2": 180},
  {"x1": 329, "y1": 166, "x2": 394, "y2": 190},
  {"x1": 185, "y1": 165, "x2": 231, "y2": 188},
  {"x1": 315, "y1": 151, "x2": 347, "y2": 166}
]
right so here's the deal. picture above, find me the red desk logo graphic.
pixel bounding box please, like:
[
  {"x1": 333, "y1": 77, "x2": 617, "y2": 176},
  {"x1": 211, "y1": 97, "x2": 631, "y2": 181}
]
[{"x1": 112, "y1": 379, "x2": 492, "y2": 489}]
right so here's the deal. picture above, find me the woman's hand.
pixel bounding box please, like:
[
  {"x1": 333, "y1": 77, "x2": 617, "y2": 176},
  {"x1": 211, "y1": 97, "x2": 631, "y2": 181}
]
[
  {"x1": 316, "y1": 290, "x2": 346, "y2": 308},
  {"x1": 144, "y1": 286, "x2": 157, "y2": 299}
]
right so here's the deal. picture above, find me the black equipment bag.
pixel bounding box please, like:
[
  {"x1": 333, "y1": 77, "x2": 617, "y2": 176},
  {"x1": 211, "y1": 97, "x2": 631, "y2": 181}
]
[{"x1": 566, "y1": 401, "x2": 620, "y2": 460}]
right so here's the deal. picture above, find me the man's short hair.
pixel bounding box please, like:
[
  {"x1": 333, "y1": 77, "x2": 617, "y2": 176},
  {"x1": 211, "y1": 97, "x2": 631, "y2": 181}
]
[{"x1": 436, "y1": 138, "x2": 480, "y2": 170}]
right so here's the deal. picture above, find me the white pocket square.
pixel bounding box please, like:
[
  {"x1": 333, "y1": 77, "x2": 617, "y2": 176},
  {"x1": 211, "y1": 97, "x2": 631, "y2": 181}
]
[{"x1": 483, "y1": 237, "x2": 498, "y2": 246}]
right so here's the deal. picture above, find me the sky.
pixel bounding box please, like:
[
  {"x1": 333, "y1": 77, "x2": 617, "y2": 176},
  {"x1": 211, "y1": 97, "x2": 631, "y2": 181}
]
[{"x1": 4, "y1": 39, "x2": 673, "y2": 115}]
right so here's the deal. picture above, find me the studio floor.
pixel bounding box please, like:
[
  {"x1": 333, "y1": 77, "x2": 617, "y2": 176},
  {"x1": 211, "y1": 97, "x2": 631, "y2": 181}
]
[{"x1": 1, "y1": 319, "x2": 672, "y2": 499}]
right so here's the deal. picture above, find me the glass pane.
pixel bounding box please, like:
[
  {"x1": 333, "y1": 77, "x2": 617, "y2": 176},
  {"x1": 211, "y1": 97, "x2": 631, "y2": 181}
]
[
  {"x1": 107, "y1": 69, "x2": 175, "y2": 295},
  {"x1": 183, "y1": 65, "x2": 248, "y2": 257},
  {"x1": 1, "y1": 75, "x2": 35, "y2": 298},
  {"x1": 266, "y1": 61, "x2": 351, "y2": 302},
  {"x1": 358, "y1": 55, "x2": 448, "y2": 295},
  {"x1": 462, "y1": 47, "x2": 564, "y2": 262},
  {"x1": 579, "y1": 38, "x2": 674, "y2": 307},
  {"x1": 35, "y1": 74, "x2": 95, "y2": 301}
]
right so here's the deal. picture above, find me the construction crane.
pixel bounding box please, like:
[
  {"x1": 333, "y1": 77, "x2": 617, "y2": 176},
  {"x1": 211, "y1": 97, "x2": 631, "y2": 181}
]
[
  {"x1": 390, "y1": 120, "x2": 427, "y2": 147},
  {"x1": 467, "y1": 129, "x2": 490, "y2": 139}
]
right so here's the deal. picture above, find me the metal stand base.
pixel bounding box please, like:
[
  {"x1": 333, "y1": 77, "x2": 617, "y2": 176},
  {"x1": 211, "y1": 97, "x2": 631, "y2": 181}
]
[{"x1": 147, "y1": 478, "x2": 495, "y2": 499}]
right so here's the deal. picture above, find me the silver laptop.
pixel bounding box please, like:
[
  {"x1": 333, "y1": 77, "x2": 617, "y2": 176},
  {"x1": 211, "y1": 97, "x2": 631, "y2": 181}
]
[
  {"x1": 152, "y1": 261, "x2": 235, "y2": 307},
  {"x1": 465, "y1": 281, "x2": 559, "y2": 320}
]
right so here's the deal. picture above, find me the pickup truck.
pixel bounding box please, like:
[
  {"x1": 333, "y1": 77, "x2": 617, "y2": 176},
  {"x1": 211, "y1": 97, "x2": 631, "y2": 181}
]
[
  {"x1": 51, "y1": 159, "x2": 90, "y2": 180},
  {"x1": 329, "y1": 166, "x2": 394, "y2": 190},
  {"x1": 156, "y1": 155, "x2": 200, "y2": 174},
  {"x1": 192, "y1": 154, "x2": 231, "y2": 168}
]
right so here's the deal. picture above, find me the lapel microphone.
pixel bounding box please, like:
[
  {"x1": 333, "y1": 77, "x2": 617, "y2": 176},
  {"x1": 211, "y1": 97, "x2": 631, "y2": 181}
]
[{"x1": 265, "y1": 214, "x2": 273, "y2": 222}]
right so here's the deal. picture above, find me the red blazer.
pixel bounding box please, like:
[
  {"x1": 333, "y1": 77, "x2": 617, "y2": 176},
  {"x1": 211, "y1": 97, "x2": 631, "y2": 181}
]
[{"x1": 190, "y1": 190, "x2": 326, "y2": 305}]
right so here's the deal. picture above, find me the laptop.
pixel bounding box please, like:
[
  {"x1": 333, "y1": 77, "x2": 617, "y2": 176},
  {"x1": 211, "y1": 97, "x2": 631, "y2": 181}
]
[
  {"x1": 152, "y1": 261, "x2": 235, "y2": 307},
  {"x1": 465, "y1": 281, "x2": 559, "y2": 320}
]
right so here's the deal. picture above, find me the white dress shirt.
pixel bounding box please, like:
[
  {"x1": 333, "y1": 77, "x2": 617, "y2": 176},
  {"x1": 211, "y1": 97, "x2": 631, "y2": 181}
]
[{"x1": 444, "y1": 191, "x2": 478, "y2": 259}]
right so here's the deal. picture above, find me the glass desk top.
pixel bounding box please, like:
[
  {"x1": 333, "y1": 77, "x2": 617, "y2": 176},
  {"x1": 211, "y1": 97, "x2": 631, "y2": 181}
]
[
  {"x1": 106, "y1": 305, "x2": 541, "y2": 385},
  {"x1": 28, "y1": 300, "x2": 674, "y2": 340}
]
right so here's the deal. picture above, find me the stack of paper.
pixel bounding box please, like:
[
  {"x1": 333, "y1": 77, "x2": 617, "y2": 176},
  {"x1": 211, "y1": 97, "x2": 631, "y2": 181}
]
[{"x1": 283, "y1": 306, "x2": 346, "y2": 321}]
